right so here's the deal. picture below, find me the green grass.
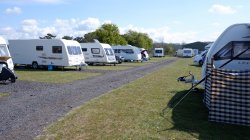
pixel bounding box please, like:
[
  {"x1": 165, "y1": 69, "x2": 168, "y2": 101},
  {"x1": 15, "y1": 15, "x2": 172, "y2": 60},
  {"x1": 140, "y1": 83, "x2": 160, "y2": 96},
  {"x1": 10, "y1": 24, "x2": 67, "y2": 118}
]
[
  {"x1": 15, "y1": 70, "x2": 100, "y2": 83},
  {"x1": 0, "y1": 92, "x2": 9, "y2": 97},
  {"x1": 37, "y1": 58, "x2": 250, "y2": 139}
]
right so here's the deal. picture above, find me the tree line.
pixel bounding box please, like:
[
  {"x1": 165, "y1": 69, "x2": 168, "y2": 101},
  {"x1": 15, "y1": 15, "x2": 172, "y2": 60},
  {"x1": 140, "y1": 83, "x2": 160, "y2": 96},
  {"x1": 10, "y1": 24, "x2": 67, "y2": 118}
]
[{"x1": 40, "y1": 23, "x2": 153, "y2": 50}]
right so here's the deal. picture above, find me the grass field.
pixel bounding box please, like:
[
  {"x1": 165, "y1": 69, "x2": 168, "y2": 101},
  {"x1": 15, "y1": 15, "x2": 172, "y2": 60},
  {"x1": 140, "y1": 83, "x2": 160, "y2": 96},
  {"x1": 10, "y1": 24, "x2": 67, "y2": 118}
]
[
  {"x1": 15, "y1": 70, "x2": 100, "y2": 83},
  {"x1": 37, "y1": 58, "x2": 250, "y2": 139}
]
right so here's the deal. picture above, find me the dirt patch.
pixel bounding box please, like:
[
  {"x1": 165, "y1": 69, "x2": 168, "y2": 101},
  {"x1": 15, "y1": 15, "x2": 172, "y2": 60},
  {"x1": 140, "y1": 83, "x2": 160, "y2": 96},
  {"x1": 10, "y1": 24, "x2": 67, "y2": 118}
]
[{"x1": 0, "y1": 58, "x2": 177, "y2": 140}]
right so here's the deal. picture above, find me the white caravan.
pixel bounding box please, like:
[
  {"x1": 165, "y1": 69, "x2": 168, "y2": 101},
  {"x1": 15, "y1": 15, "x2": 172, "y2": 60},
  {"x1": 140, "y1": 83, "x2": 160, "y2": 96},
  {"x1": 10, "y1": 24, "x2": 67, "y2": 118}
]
[
  {"x1": 0, "y1": 37, "x2": 14, "y2": 71},
  {"x1": 182, "y1": 48, "x2": 194, "y2": 57},
  {"x1": 80, "y1": 40, "x2": 116, "y2": 65},
  {"x1": 8, "y1": 39, "x2": 85, "y2": 69},
  {"x1": 154, "y1": 48, "x2": 164, "y2": 57},
  {"x1": 176, "y1": 49, "x2": 183, "y2": 57},
  {"x1": 201, "y1": 23, "x2": 250, "y2": 87},
  {"x1": 112, "y1": 45, "x2": 142, "y2": 61}
]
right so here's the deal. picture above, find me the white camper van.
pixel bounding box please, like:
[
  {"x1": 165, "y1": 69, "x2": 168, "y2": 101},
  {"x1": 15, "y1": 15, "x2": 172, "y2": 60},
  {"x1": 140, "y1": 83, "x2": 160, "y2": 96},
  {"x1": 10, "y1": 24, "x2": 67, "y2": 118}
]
[
  {"x1": 80, "y1": 40, "x2": 117, "y2": 65},
  {"x1": 202, "y1": 23, "x2": 250, "y2": 86},
  {"x1": 112, "y1": 45, "x2": 142, "y2": 62},
  {"x1": 182, "y1": 48, "x2": 194, "y2": 57},
  {"x1": 0, "y1": 37, "x2": 14, "y2": 71},
  {"x1": 8, "y1": 39, "x2": 85, "y2": 69},
  {"x1": 154, "y1": 48, "x2": 164, "y2": 57}
]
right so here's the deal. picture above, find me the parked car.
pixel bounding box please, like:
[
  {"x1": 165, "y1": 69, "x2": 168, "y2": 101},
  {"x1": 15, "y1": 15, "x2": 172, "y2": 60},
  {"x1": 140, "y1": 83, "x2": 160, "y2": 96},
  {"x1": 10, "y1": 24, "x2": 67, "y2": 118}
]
[
  {"x1": 115, "y1": 55, "x2": 125, "y2": 64},
  {"x1": 193, "y1": 50, "x2": 207, "y2": 66}
]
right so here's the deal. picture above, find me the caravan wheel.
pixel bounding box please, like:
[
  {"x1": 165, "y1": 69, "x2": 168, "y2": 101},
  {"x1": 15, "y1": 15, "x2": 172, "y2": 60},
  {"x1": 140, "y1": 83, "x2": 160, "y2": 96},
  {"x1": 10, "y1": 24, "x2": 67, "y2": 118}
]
[{"x1": 32, "y1": 62, "x2": 39, "y2": 69}]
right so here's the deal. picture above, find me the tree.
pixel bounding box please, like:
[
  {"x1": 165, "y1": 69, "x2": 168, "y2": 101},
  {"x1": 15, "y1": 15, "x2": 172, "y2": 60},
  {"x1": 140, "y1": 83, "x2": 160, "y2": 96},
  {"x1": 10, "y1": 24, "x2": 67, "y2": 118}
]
[
  {"x1": 74, "y1": 37, "x2": 85, "y2": 43},
  {"x1": 95, "y1": 23, "x2": 127, "y2": 45},
  {"x1": 39, "y1": 33, "x2": 56, "y2": 39},
  {"x1": 62, "y1": 36, "x2": 73, "y2": 40},
  {"x1": 123, "y1": 30, "x2": 153, "y2": 49},
  {"x1": 83, "y1": 32, "x2": 98, "y2": 42}
]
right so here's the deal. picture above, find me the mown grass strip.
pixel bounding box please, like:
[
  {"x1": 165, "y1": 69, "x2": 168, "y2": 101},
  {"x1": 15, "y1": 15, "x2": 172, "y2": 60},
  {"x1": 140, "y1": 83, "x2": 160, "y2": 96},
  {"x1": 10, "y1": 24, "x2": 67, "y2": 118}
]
[
  {"x1": 15, "y1": 71, "x2": 100, "y2": 83},
  {"x1": 0, "y1": 92, "x2": 10, "y2": 97},
  {"x1": 37, "y1": 58, "x2": 250, "y2": 139}
]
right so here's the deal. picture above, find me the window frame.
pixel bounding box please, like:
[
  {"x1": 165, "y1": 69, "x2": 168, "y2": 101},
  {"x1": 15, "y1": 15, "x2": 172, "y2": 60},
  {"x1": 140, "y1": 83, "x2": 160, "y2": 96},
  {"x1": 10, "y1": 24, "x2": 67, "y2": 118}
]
[{"x1": 52, "y1": 46, "x2": 62, "y2": 54}]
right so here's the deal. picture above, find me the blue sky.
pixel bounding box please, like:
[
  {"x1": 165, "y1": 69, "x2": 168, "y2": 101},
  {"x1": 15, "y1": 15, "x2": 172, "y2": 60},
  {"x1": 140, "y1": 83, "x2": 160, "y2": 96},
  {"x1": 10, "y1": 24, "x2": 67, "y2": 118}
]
[{"x1": 0, "y1": 0, "x2": 249, "y2": 43}]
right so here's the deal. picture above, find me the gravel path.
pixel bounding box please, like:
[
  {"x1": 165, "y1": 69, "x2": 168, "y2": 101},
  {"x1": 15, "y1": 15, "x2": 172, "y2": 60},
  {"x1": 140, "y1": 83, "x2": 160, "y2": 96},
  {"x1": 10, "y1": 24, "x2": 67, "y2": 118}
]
[{"x1": 0, "y1": 58, "x2": 177, "y2": 140}]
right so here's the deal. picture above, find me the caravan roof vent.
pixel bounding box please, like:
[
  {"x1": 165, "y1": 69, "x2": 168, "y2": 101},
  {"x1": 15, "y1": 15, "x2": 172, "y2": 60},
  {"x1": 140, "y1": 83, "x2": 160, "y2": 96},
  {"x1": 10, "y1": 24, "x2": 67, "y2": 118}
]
[{"x1": 93, "y1": 39, "x2": 100, "y2": 43}]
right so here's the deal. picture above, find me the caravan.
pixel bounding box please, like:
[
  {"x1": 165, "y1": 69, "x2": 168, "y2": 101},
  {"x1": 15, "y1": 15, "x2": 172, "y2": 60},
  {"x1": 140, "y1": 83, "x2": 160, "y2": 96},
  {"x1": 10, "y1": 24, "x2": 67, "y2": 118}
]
[
  {"x1": 0, "y1": 37, "x2": 16, "y2": 83},
  {"x1": 182, "y1": 48, "x2": 194, "y2": 57},
  {"x1": 80, "y1": 40, "x2": 117, "y2": 65},
  {"x1": 112, "y1": 45, "x2": 142, "y2": 62},
  {"x1": 154, "y1": 48, "x2": 164, "y2": 57},
  {"x1": 202, "y1": 23, "x2": 250, "y2": 80},
  {"x1": 9, "y1": 39, "x2": 85, "y2": 69},
  {"x1": 0, "y1": 37, "x2": 14, "y2": 71}
]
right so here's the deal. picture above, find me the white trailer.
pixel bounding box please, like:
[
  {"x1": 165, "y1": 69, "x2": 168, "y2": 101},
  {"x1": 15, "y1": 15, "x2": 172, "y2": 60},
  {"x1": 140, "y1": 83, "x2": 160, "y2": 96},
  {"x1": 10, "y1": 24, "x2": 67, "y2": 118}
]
[
  {"x1": 201, "y1": 23, "x2": 250, "y2": 87},
  {"x1": 182, "y1": 48, "x2": 194, "y2": 57},
  {"x1": 0, "y1": 37, "x2": 14, "y2": 71},
  {"x1": 112, "y1": 45, "x2": 142, "y2": 61},
  {"x1": 154, "y1": 48, "x2": 164, "y2": 57},
  {"x1": 80, "y1": 40, "x2": 116, "y2": 65},
  {"x1": 8, "y1": 39, "x2": 85, "y2": 69},
  {"x1": 176, "y1": 49, "x2": 183, "y2": 57}
]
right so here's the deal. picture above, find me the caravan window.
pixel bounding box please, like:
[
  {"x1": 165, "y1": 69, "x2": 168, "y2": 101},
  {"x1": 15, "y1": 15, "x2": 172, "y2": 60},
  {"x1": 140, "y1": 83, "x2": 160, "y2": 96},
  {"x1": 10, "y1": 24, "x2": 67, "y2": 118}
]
[
  {"x1": 233, "y1": 42, "x2": 250, "y2": 59},
  {"x1": 36, "y1": 46, "x2": 43, "y2": 51},
  {"x1": 82, "y1": 48, "x2": 87, "y2": 52},
  {"x1": 155, "y1": 50, "x2": 162, "y2": 53},
  {"x1": 67, "y1": 46, "x2": 73, "y2": 55},
  {"x1": 123, "y1": 49, "x2": 134, "y2": 54},
  {"x1": 91, "y1": 48, "x2": 100, "y2": 54},
  {"x1": 0, "y1": 44, "x2": 9, "y2": 56},
  {"x1": 52, "y1": 46, "x2": 62, "y2": 54},
  {"x1": 104, "y1": 48, "x2": 114, "y2": 56},
  {"x1": 214, "y1": 41, "x2": 250, "y2": 60},
  {"x1": 114, "y1": 49, "x2": 119, "y2": 53},
  {"x1": 67, "y1": 46, "x2": 82, "y2": 55}
]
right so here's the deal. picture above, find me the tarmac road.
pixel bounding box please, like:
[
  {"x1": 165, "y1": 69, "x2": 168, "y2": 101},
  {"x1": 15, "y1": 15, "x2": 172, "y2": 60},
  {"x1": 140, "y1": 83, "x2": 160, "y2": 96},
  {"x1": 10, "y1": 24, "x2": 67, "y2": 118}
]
[{"x1": 0, "y1": 58, "x2": 177, "y2": 140}]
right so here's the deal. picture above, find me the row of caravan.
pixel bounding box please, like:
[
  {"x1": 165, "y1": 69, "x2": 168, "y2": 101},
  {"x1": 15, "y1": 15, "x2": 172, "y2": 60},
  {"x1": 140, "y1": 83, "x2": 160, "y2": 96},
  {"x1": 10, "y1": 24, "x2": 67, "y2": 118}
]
[
  {"x1": 2, "y1": 39, "x2": 148, "y2": 69},
  {"x1": 176, "y1": 48, "x2": 196, "y2": 57}
]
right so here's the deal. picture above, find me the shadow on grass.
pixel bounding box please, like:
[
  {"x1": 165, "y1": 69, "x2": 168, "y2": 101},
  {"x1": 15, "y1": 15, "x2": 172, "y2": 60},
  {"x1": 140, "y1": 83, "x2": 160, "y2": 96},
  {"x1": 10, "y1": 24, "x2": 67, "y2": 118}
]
[
  {"x1": 160, "y1": 90, "x2": 250, "y2": 140},
  {"x1": 189, "y1": 64, "x2": 202, "y2": 68}
]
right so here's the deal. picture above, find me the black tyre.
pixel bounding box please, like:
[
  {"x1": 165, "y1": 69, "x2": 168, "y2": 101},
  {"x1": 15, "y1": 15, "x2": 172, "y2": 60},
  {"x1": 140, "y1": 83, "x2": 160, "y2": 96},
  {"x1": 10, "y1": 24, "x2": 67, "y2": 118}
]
[
  {"x1": 32, "y1": 62, "x2": 39, "y2": 69},
  {"x1": 199, "y1": 60, "x2": 203, "y2": 66}
]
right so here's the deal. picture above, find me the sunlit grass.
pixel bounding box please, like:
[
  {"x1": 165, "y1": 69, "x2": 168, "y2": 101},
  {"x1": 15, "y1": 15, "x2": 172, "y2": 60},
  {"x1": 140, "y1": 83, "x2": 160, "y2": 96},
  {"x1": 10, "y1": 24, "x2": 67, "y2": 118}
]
[
  {"x1": 0, "y1": 92, "x2": 10, "y2": 97},
  {"x1": 37, "y1": 58, "x2": 250, "y2": 139},
  {"x1": 15, "y1": 70, "x2": 100, "y2": 83}
]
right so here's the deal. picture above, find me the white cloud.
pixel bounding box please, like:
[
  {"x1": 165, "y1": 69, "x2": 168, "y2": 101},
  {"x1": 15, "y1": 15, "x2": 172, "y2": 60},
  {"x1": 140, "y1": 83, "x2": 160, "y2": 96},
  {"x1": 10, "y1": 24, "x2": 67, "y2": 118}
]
[
  {"x1": 209, "y1": 4, "x2": 237, "y2": 15},
  {"x1": 77, "y1": 18, "x2": 101, "y2": 31},
  {"x1": 4, "y1": 6, "x2": 22, "y2": 14},
  {"x1": 1, "y1": 17, "x2": 212, "y2": 43},
  {"x1": 120, "y1": 24, "x2": 198, "y2": 43}
]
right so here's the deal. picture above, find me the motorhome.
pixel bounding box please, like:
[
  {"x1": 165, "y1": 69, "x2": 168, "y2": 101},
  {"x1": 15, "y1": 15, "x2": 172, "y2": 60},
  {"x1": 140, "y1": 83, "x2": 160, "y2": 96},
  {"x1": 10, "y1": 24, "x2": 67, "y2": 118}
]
[
  {"x1": 112, "y1": 45, "x2": 142, "y2": 62},
  {"x1": 154, "y1": 48, "x2": 164, "y2": 57},
  {"x1": 0, "y1": 37, "x2": 14, "y2": 71},
  {"x1": 202, "y1": 23, "x2": 250, "y2": 80},
  {"x1": 80, "y1": 40, "x2": 117, "y2": 65},
  {"x1": 182, "y1": 48, "x2": 194, "y2": 57},
  {"x1": 8, "y1": 39, "x2": 85, "y2": 69}
]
